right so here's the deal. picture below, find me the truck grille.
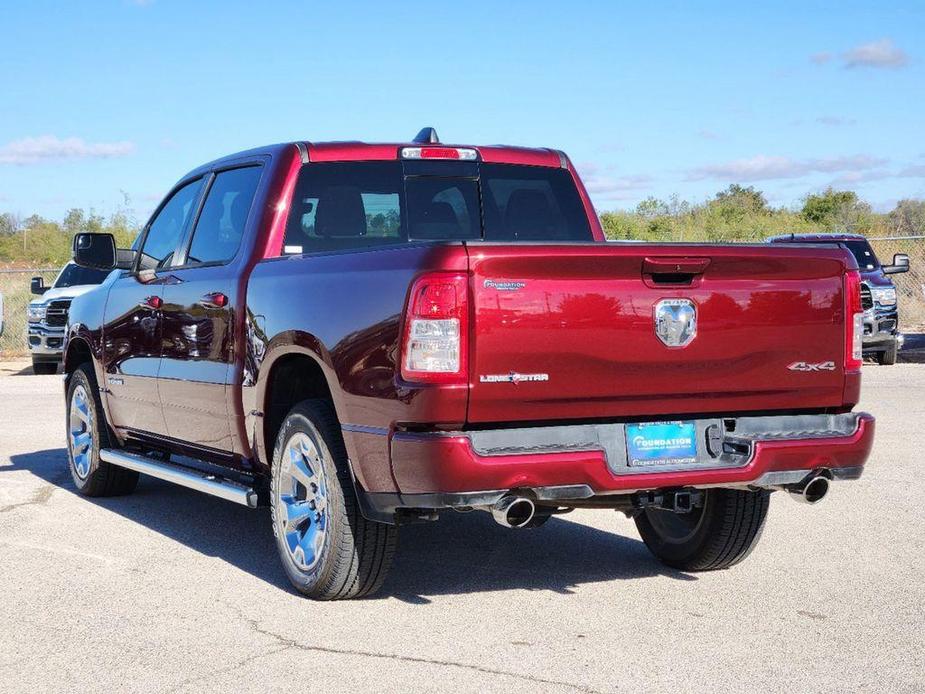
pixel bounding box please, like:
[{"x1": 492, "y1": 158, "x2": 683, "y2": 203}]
[
  {"x1": 45, "y1": 299, "x2": 71, "y2": 328},
  {"x1": 860, "y1": 283, "x2": 873, "y2": 311}
]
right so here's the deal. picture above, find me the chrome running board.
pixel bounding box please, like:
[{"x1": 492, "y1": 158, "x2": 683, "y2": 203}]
[{"x1": 99, "y1": 448, "x2": 258, "y2": 508}]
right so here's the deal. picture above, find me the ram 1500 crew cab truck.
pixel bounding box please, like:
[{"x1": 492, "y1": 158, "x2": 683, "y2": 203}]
[{"x1": 63, "y1": 131, "x2": 874, "y2": 599}]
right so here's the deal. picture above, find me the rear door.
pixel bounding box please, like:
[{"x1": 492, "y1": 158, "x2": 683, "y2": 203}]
[
  {"x1": 466, "y1": 244, "x2": 849, "y2": 424},
  {"x1": 103, "y1": 177, "x2": 205, "y2": 435},
  {"x1": 158, "y1": 164, "x2": 263, "y2": 456}
]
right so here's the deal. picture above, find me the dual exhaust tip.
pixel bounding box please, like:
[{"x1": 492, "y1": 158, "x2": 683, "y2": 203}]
[
  {"x1": 492, "y1": 474, "x2": 830, "y2": 526},
  {"x1": 491, "y1": 495, "x2": 536, "y2": 528}
]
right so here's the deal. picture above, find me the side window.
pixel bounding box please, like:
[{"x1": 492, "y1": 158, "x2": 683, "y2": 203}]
[
  {"x1": 185, "y1": 166, "x2": 262, "y2": 266},
  {"x1": 283, "y1": 162, "x2": 403, "y2": 254},
  {"x1": 139, "y1": 179, "x2": 203, "y2": 270}
]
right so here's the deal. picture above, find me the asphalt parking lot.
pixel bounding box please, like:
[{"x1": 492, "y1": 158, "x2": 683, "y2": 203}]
[{"x1": 0, "y1": 359, "x2": 923, "y2": 693}]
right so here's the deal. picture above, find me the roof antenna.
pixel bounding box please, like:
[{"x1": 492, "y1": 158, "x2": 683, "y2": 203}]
[{"x1": 412, "y1": 127, "x2": 440, "y2": 144}]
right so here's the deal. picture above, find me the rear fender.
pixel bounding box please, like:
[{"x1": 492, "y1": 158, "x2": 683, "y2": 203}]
[{"x1": 250, "y1": 333, "x2": 350, "y2": 469}]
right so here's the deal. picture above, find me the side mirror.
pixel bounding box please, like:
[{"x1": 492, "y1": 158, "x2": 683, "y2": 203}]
[
  {"x1": 30, "y1": 277, "x2": 47, "y2": 295},
  {"x1": 883, "y1": 253, "x2": 910, "y2": 275},
  {"x1": 73, "y1": 232, "x2": 116, "y2": 270}
]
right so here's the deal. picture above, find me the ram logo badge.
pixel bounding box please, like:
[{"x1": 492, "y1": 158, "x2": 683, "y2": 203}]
[
  {"x1": 788, "y1": 361, "x2": 836, "y2": 372},
  {"x1": 479, "y1": 372, "x2": 549, "y2": 384},
  {"x1": 654, "y1": 299, "x2": 697, "y2": 347}
]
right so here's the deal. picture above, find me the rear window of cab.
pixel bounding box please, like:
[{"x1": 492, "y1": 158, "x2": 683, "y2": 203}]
[{"x1": 282, "y1": 161, "x2": 591, "y2": 254}]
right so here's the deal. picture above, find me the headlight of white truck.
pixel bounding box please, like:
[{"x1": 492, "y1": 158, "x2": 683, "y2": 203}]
[
  {"x1": 27, "y1": 304, "x2": 46, "y2": 323},
  {"x1": 871, "y1": 287, "x2": 897, "y2": 306}
]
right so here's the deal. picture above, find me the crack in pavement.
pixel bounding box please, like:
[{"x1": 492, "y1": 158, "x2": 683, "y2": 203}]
[
  {"x1": 0, "y1": 483, "x2": 58, "y2": 514},
  {"x1": 164, "y1": 645, "x2": 293, "y2": 693},
  {"x1": 217, "y1": 601, "x2": 608, "y2": 694}
]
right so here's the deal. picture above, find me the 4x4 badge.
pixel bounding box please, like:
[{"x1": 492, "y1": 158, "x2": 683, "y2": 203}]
[{"x1": 788, "y1": 361, "x2": 836, "y2": 372}]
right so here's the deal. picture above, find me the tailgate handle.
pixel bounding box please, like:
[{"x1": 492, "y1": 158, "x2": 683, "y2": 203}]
[{"x1": 643, "y1": 257, "x2": 711, "y2": 285}]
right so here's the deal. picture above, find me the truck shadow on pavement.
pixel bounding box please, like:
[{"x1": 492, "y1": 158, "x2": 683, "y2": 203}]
[{"x1": 7, "y1": 448, "x2": 695, "y2": 603}]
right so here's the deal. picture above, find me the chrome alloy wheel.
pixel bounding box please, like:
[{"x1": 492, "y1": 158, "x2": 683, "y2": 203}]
[
  {"x1": 277, "y1": 432, "x2": 329, "y2": 572},
  {"x1": 69, "y1": 384, "x2": 94, "y2": 479}
]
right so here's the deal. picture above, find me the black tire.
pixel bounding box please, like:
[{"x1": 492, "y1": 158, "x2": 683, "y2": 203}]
[
  {"x1": 33, "y1": 360, "x2": 58, "y2": 375},
  {"x1": 876, "y1": 342, "x2": 898, "y2": 365},
  {"x1": 65, "y1": 364, "x2": 139, "y2": 496},
  {"x1": 634, "y1": 488, "x2": 770, "y2": 571},
  {"x1": 270, "y1": 399, "x2": 397, "y2": 600}
]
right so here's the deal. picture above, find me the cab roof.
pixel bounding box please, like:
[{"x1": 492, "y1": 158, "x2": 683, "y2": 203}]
[
  {"x1": 306, "y1": 141, "x2": 565, "y2": 168},
  {"x1": 185, "y1": 129, "x2": 569, "y2": 180}
]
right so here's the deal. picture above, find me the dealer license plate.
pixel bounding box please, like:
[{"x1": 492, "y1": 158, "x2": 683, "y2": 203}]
[{"x1": 626, "y1": 421, "x2": 698, "y2": 467}]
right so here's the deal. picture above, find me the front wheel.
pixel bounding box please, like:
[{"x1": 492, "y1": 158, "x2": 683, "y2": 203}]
[
  {"x1": 66, "y1": 364, "x2": 138, "y2": 496},
  {"x1": 876, "y1": 342, "x2": 898, "y2": 365},
  {"x1": 270, "y1": 400, "x2": 397, "y2": 600},
  {"x1": 634, "y1": 488, "x2": 770, "y2": 571}
]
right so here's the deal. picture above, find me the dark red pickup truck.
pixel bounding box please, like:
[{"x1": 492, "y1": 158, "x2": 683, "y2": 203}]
[{"x1": 63, "y1": 130, "x2": 874, "y2": 599}]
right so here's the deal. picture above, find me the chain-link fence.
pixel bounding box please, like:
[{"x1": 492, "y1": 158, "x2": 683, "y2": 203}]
[
  {"x1": 869, "y1": 237, "x2": 925, "y2": 332},
  {"x1": 0, "y1": 268, "x2": 59, "y2": 357}
]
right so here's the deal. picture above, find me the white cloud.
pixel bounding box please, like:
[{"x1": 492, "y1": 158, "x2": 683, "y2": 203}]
[
  {"x1": 810, "y1": 52, "x2": 832, "y2": 65},
  {"x1": 686, "y1": 154, "x2": 888, "y2": 182},
  {"x1": 697, "y1": 129, "x2": 720, "y2": 140},
  {"x1": 898, "y1": 164, "x2": 925, "y2": 178},
  {"x1": 577, "y1": 162, "x2": 652, "y2": 200},
  {"x1": 829, "y1": 170, "x2": 894, "y2": 185},
  {"x1": 0, "y1": 135, "x2": 135, "y2": 165},
  {"x1": 842, "y1": 39, "x2": 908, "y2": 69}
]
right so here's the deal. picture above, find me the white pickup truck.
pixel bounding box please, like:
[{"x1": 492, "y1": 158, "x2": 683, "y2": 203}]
[{"x1": 27, "y1": 263, "x2": 110, "y2": 374}]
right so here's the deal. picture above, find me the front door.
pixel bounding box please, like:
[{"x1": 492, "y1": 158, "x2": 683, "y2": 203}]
[
  {"x1": 103, "y1": 177, "x2": 204, "y2": 437},
  {"x1": 158, "y1": 165, "x2": 263, "y2": 456},
  {"x1": 101, "y1": 272, "x2": 167, "y2": 435}
]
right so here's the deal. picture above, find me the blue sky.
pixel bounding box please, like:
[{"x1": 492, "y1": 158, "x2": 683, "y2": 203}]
[{"x1": 0, "y1": 0, "x2": 922, "y2": 223}]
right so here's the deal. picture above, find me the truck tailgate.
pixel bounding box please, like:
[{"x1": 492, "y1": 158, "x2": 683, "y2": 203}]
[{"x1": 466, "y1": 243, "x2": 850, "y2": 424}]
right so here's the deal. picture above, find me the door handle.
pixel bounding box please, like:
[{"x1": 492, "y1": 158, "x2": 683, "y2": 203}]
[
  {"x1": 642, "y1": 257, "x2": 711, "y2": 275},
  {"x1": 139, "y1": 295, "x2": 163, "y2": 309},
  {"x1": 199, "y1": 292, "x2": 229, "y2": 309}
]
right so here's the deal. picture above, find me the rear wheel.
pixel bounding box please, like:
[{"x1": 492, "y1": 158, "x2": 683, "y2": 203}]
[
  {"x1": 32, "y1": 359, "x2": 58, "y2": 375},
  {"x1": 270, "y1": 399, "x2": 397, "y2": 599},
  {"x1": 66, "y1": 364, "x2": 138, "y2": 496},
  {"x1": 634, "y1": 488, "x2": 770, "y2": 571},
  {"x1": 876, "y1": 342, "x2": 898, "y2": 365}
]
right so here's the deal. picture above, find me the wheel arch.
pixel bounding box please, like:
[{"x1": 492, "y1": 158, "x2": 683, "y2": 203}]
[
  {"x1": 64, "y1": 335, "x2": 93, "y2": 375},
  {"x1": 254, "y1": 339, "x2": 349, "y2": 473},
  {"x1": 63, "y1": 329, "x2": 104, "y2": 391}
]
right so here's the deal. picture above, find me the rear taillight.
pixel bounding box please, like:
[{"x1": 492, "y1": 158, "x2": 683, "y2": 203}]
[
  {"x1": 845, "y1": 270, "x2": 863, "y2": 371},
  {"x1": 401, "y1": 273, "x2": 469, "y2": 384}
]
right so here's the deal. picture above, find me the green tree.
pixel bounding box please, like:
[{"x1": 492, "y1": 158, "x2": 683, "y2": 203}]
[
  {"x1": 635, "y1": 196, "x2": 669, "y2": 218},
  {"x1": 63, "y1": 208, "x2": 85, "y2": 234},
  {"x1": 801, "y1": 188, "x2": 872, "y2": 232},
  {"x1": 888, "y1": 199, "x2": 925, "y2": 236},
  {"x1": 0, "y1": 213, "x2": 20, "y2": 236},
  {"x1": 710, "y1": 184, "x2": 769, "y2": 223}
]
